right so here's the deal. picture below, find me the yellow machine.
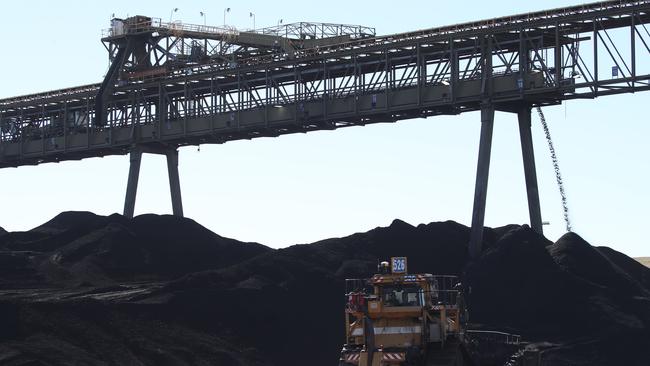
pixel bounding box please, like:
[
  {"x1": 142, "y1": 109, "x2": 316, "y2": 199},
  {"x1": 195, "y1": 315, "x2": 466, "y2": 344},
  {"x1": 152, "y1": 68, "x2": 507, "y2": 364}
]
[{"x1": 339, "y1": 257, "x2": 466, "y2": 366}]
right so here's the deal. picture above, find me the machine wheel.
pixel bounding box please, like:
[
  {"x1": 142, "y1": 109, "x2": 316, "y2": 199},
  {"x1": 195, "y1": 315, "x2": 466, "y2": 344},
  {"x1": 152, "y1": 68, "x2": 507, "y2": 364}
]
[
  {"x1": 455, "y1": 347, "x2": 465, "y2": 366},
  {"x1": 424, "y1": 338, "x2": 466, "y2": 366}
]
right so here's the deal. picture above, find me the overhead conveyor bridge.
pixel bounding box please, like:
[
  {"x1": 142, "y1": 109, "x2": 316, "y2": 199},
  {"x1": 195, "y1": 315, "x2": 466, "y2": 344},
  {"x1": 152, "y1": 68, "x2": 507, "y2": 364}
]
[{"x1": 1, "y1": 0, "x2": 649, "y2": 257}]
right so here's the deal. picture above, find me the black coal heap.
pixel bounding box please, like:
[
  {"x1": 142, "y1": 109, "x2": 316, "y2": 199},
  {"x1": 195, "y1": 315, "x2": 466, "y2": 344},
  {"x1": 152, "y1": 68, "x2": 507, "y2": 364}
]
[{"x1": 0, "y1": 212, "x2": 647, "y2": 366}]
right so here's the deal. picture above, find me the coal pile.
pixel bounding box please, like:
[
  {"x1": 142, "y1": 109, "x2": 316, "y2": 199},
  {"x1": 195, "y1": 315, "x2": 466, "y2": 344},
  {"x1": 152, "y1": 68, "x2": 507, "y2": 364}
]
[
  {"x1": 0, "y1": 213, "x2": 648, "y2": 366},
  {"x1": 0, "y1": 212, "x2": 270, "y2": 288},
  {"x1": 466, "y1": 228, "x2": 650, "y2": 365}
]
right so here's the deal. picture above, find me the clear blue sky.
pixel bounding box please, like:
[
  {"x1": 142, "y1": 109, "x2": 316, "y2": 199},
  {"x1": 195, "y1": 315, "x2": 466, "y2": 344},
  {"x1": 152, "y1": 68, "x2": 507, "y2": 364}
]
[{"x1": 0, "y1": 1, "x2": 648, "y2": 257}]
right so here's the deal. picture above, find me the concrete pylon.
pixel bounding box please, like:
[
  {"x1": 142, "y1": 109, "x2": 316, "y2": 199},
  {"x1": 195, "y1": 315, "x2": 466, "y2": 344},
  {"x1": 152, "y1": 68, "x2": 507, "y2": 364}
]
[
  {"x1": 123, "y1": 145, "x2": 184, "y2": 219},
  {"x1": 517, "y1": 106, "x2": 543, "y2": 234},
  {"x1": 123, "y1": 149, "x2": 143, "y2": 219},
  {"x1": 165, "y1": 149, "x2": 184, "y2": 217},
  {"x1": 469, "y1": 104, "x2": 495, "y2": 260}
]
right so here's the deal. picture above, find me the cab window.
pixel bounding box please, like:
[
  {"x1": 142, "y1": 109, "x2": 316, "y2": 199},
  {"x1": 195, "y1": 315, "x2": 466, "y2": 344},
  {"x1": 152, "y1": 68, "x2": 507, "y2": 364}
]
[{"x1": 382, "y1": 286, "x2": 421, "y2": 307}]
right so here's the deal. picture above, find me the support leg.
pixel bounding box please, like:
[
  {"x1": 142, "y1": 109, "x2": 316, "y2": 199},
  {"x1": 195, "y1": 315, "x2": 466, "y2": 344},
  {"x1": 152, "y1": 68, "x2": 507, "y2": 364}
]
[
  {"x1": 166, "y1": 149, "x2": 184, "y2": 217},
  {"x1": 469, "y1": 104, "x2": 495, "y2": 259},
  {"x1": 123, "y1": 149, "x2": 143, "y2": 219},
  {"x1": 518, "y1": 107, "x2": 543, "y2": 234}
]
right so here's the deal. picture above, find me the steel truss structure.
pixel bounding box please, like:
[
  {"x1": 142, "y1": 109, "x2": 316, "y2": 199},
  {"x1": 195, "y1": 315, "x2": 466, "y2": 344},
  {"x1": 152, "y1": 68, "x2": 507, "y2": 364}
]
[{"x1": 1, "y1": 1, "x2": 649, "y2": 257}]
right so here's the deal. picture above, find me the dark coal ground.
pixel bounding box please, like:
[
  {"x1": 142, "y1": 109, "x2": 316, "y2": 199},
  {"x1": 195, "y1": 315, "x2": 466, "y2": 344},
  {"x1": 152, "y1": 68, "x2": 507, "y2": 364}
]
[{"x1": 0, "y1": 212, "x2": 648, "y2": 366}]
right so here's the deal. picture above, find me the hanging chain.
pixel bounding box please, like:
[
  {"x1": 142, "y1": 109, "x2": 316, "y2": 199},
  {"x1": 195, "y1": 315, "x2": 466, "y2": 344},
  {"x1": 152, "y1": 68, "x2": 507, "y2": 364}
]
[{"x1": 536, "y1": 106, "x2": 572, "y2": 232}]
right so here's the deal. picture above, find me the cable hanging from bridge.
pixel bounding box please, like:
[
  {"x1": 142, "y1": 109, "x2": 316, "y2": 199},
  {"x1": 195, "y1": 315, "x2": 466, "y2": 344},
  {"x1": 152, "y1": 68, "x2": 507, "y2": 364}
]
[{"x1": 536, "y1": 106, "x2": 572, "y2": 233}]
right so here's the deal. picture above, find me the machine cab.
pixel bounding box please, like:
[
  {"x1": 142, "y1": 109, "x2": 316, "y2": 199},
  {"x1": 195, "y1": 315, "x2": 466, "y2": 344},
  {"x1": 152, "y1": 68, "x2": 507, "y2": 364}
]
[
  {"x1": 341, "y1": 257, "x2": 464, "y2": 366},
  {"x1": 363, "y1": 257, "x2": 437, "y2": 316}
]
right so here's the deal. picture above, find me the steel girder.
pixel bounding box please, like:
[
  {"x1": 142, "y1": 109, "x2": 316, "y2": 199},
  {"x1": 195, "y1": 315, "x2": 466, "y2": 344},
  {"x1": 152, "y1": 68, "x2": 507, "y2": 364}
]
[{"x1": 1, "y1": 1, "x2": 650, "y2": 168}]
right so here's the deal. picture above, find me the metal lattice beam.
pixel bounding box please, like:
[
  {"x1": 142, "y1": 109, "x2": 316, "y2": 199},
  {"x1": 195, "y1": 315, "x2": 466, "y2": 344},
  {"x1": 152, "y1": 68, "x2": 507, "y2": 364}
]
[{"x1": 0, "y1": 1, "x2": 649, "y2": 169}]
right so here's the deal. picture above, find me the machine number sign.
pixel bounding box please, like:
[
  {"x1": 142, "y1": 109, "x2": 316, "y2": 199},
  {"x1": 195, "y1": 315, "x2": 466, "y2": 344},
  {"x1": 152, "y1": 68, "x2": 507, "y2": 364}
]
[{"x1": 391, "y1": 257, "x2": 407, "y2": 274}]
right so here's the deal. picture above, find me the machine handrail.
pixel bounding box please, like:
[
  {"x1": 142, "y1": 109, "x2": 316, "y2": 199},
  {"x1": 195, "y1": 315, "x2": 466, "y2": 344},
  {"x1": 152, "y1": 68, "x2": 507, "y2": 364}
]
[{"x1": 465, "y1": 330, "x2": 522, "y2": 345}]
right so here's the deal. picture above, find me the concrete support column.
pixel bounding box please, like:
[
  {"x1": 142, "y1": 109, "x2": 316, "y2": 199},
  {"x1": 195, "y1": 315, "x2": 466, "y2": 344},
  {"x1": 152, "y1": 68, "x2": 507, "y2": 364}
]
[
  {"x1": 518, "y1": 107, "x2": 543, "y2": 234},
  {"x1": 469, "y1": 104, "x2": 495, "y2": 260},
  {"x1": 123, "y1": 149, "x2": 143, "y2": 219},
  {"x1": 123, "y1": 145, "x2": 184, "y2": 219},
  {"x1": 166, "y1": 149, "x2": 184, "y2": 217}
]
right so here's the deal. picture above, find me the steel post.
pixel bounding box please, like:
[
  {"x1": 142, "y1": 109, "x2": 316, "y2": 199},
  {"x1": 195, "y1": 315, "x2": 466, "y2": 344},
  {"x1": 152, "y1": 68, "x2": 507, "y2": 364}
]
[
  {"x1": 123, "y1": 145, "x2": 183, "y2": 218},
  {"x1": 518, "y1": 107, "x2": 543, "y2": 234},
  {"x1": 469, "y1": 104, "x2": 495, "y2": 259},
  {"x1": 123, "y1": 148, "x2": 143, "y2": 219},
  {"x1": 166, "y1": 149, "x2": 184, "y2": 217}
]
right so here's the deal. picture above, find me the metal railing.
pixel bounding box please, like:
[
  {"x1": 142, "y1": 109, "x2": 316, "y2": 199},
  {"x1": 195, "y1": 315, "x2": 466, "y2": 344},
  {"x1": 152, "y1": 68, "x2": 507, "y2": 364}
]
[
  {"x1": 102, "y1": 17, "x2": 239, "y2": 38},
  {"x1": 465, "y1": 330, "x2": 522, "y2": 346},
  {"x1": 256, "y1": 22, "x2": 375, "y2": 39},
  {"x1": 343, "y1": 275, "x2": 462, "y2": 308},
  {"x1": 2, "y1": 1, "x2": 648, "y2": 115},
  {"x1": 0, "y1": 84, "x2": 99, "y2": 108},
  {"x1": 113, "y1": 0, "x2": 650, "y2": 85}
]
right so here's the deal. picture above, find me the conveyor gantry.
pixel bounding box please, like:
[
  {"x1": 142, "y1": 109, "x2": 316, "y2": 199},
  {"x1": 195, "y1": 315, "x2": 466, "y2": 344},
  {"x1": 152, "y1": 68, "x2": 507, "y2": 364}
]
[{"x1": 1, "y1": 0, "x2": 650, "y2": 258}]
